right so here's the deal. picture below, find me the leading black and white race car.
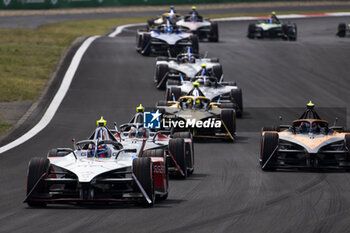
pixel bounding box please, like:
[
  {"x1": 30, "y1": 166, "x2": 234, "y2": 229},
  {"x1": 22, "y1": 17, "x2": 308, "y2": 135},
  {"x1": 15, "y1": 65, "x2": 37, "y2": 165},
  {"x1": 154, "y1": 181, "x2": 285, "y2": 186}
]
[{"x1": 166, "y1": 77, "x2": 243, "y2": 117}]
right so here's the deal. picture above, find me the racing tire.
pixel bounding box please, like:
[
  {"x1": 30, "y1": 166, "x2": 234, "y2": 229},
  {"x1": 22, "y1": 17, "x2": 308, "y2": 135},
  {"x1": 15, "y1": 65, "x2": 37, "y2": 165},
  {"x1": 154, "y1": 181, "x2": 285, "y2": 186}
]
[
  {"x1": 190, "y1": 35, "x2": 199, "y2": 54},
  {"x1": 260, "y1": 132, "x2": 279, "y2": 171},
  {"x1": 337, "y1": 23, "x2": 346, "y2": 37},
  {"x1": 345, "y1": 134, "x2": 350, "y2": 152},
  {"x1": 209, "y1": 22, "x2": 219, "y2": 42},
  {"x1": 166, "y1": 87, "x2": 182, "y2": 101},
  {"x1": 169, "y1": 138, "x2": 187, "y2": 179},
  {"x1": 230, "y1": 88, "x2": 243, "y2": 117},
  {"x1": 221, "y1": 109, "x2": 236, "y2": 142},
  {"x1": 212, "y1": 65, "x2": 223, "y2": 81},
  {"x1": 173, "y1": 132, "x2": 194, "y2": 175},
  {"x1": 141, "y1": 33, "x2": 151, "y2": 56},
  {"x1": 247, "y1": 23, "x2": 256, "y2": 39},
  {"x1": 155, "y1": 64, "x2": 168, "y2": 90},
  {"x1": 26, "y1": 157, "x2": 50, "y2": 207},
  {"x1": 287, "y1": 24, "x2": 297, "y2": 41},
  {"x1": 133, "y1": 157, "x2": 155, "y2": 207}
]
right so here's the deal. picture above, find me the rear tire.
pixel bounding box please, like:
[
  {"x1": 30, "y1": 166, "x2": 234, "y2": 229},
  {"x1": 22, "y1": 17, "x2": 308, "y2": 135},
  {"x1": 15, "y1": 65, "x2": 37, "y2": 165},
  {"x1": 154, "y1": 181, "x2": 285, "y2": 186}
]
[
  {"x1": 26, "y1": 157, "x2": 50, "y2": 207},
  {"x1": 338, "y1": 23, "x2": 346, "y2": 37},
  {"x1": 209, "y1": 22, "x2": 219, "y2": 42},
  {"x1": 169, "y1": 138, "x2": 187, "y2": 178},
  {"x1": 133, "y1": 157, "x2": 155, "y2": 207},
  {"x1": 221, "y1": 109, "x2": 236, "y2": 141},
  {"x1": 212, "y1": 65, "x2": 223, "y2": 81},
  {"x1": 190, "y1": 35, "x2": 199, "y2": 54},
  {"x1": 173, "y1": 132, "x2": 194, "y2": 175},
  {"x1": 247, "y1": 23, "x2": 256, "y2": 39},
  {"x1": 155, "y1": 64, "x2": 168, "y2": 90},
  {"x1": 166, "y1": 87, "x2": 182, "y2": 101},
  {"x1": 230, "y1": 88, "x2": 243, "y2": 117},
  {"x1": 141, "y1": 34, "x2": 151, "y2": 56}
]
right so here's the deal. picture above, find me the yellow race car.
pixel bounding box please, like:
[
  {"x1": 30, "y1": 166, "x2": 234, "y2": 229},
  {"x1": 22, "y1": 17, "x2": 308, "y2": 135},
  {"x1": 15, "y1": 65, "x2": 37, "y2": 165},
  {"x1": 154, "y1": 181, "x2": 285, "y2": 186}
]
[{"x1": 260, "y1": 101, "x2": 350, "y2": 170}]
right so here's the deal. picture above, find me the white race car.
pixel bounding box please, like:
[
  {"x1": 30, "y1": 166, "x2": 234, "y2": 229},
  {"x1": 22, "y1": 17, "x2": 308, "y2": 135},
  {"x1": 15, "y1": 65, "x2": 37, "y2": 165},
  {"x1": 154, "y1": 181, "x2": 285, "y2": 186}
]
[
  {"x1": 154, "y1": 49, "x2": 222, "y2": 89},
  {"x1": 24, "y1": 117, "x2": 168, "y2": 207},
  {"x1": 116, "y1": 109, "x2": 195, "y2": 178},
  {"x1": 136, "y1": 21, "x2": 199, "y2": 57}
]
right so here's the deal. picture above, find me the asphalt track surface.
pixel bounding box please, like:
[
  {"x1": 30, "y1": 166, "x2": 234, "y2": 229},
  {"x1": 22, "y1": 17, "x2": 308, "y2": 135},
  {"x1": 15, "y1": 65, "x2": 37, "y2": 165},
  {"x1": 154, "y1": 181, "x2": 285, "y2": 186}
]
[{"x1": 1, "y1": 16, "x2": 350, "y2": 233}]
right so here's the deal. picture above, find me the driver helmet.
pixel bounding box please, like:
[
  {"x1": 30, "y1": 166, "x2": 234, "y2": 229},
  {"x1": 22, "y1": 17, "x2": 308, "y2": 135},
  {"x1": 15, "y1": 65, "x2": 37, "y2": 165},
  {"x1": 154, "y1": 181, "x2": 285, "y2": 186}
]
[
  {"x1": 201, "y1": 63, "x2": 207, "y2": 75},
  {"x1": 165, "y1": 21, "x2": 173, "y2": 33},
  {"x1": 129, "y1": 127, "x2": 137, "y2": 138},
  {"x1": 135, "y1": 127, "x2": 150, "y2": 139},
  {"x1": 300, "y1": 122, "x2": 310, "y2": 133},
  {"x1": 136, "y1": 104, "x2": 145, "y2": 113}
]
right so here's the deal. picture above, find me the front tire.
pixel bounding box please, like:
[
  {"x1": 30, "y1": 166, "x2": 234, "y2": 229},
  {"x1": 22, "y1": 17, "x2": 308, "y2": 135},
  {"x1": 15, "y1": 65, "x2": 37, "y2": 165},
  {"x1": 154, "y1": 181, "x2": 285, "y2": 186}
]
[
  {"x1": 230, "y1": 88, "x2": 243, "y2": 117},
  {"x1": 247, "y1": 23, "x2": 256, "y2": 39},
  {"x1": 260, "y1": 132, "x2": 279, "y2": 171},
  {"x1": 221, "y1": 109, "x2": 236, "y2": 141},
  {"x1": 155, "y1": 64, "x2": 168, "y2": 90},
  {"x1": 133, "y1": 157, "x2": 155, "y2": 207},
  {"x1": 209, "y1": 22, "x2": 219, "y2": 42},
  {"x1": 166, "y1": 87, "x2": 182, "y2": 101},
  {"x1": 169, "y1": 138, "x2": 187, "y2": 178},
  {"x1": 337, "y1": 23, "x2": 346, "y2": 37},
  {"x1": 26, "y1": 157, "x2": 50, "y2": 207},
  {"x1": 190, "y1": 35, "x2": 199, "y2": 54}
]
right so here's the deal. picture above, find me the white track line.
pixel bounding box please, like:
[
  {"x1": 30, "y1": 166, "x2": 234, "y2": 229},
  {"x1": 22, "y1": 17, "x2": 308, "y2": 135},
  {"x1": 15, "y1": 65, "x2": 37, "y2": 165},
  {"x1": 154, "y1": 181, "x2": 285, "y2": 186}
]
[
  {"x1": 0, "y1": 36, "x2": 100, "y2": 154},
  {"x1": 108, "y1": 23, "x2": 146, "y2": 37},
  {"x1": 2, "y1": 11, "x2": 350, "y2": 154}
]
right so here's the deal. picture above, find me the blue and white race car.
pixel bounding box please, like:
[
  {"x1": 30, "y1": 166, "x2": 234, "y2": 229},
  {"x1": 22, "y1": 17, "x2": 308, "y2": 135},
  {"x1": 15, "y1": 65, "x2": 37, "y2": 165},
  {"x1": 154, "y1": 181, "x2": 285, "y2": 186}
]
[{"x1": 136, "y1": 21, "x2": 199, "y2": 57}]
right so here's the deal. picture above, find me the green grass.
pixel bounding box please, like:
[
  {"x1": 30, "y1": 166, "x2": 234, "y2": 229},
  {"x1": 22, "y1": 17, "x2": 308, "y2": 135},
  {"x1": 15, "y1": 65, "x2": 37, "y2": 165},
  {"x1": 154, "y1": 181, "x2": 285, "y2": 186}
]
[{"x1": 0, "y1": 17, "x2": 147, "y2": 102}]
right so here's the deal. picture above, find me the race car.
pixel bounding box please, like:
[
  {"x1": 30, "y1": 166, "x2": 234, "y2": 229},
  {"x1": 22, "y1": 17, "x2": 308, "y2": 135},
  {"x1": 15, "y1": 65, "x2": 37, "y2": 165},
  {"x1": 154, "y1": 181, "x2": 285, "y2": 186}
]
[
  {"x1": 176, "y1": 12, "x2": 218, "y2": 42},
  {"x1": 260, "y1": 101, "x2": 350, "y2": 171},
  {"x1": 247, "y1": 12, "x2": 297, "y2": 41},
  {"x1": 114, "y1": 105, "x2": 194, "y2": 178},
  {"x1": 147, "y1": 6, "x2": 182, "y2": 30},
  {"x1": 156, "y1": 96, "x2": 236, "y2": 141},
  {"x1": 24, "y1": 117, "x2": 168, "y2": 207},
  {"x1": 166, "y1": 78, "x2": 243, "y2": 117},
  {"x1": 154, "y1": 48, "x2": 222, "y2": 89},
  {"x1": 337, "y1": 23, "x2": 350, "y2": 37},
  {"x1": 136, "y1": 21, "x2": 199, "y2": 57}
]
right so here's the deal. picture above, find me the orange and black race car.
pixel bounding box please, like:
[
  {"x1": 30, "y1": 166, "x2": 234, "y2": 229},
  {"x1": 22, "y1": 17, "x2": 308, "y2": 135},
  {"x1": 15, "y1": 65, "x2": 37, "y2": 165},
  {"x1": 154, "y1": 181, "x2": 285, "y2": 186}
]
[{"x1": 260, "y1": 101, "x2": 350, "y2": 170}]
